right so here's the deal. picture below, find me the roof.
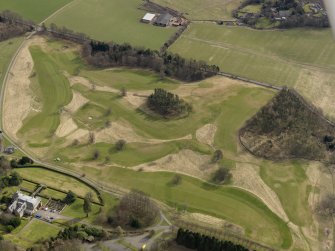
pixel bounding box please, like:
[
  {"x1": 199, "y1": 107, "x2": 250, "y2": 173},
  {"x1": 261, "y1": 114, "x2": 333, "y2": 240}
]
[
  {"x1": 155, "y1": 13, "x2": 173, "y2": 25},
  {"x1": 16, "y1": 192, "x2": 41, "y2": 207},
  {"x1": 142, "y1": 13, "x2": 156, "y2": 21}
]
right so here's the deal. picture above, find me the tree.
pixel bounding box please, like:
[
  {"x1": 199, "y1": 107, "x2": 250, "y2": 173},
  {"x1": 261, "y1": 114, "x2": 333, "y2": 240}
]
[
  {"x1": 170, "y1": 174, "x2": 182, "y2": 186},
  {"x1": 63, "y1": 191, "x2": 76, "y2": 205},
  {"x1": 88, "y1": 132, "x2": 95, "y2": 144},
  {"x1": 18, "y1": 156, "x2": 33, "y2": 166},
  {"x1": 92, "y1": 150, "x2": 100, "y2": 160},
  {"x1": 120, "y1": 87, "x2": 127, "y2": 97},
  {"x1": 212, "y1": 166, "x2": 231, "y2": 184},
  {"x1": 211, "y1": 150, "x2": 223, "y2": 163},
  {"x1": 115, "y1": 139, "x2": 126, "y2": 151},
  {"x1": 83, "y1": 193, "x2": 92, "y2": 217}
]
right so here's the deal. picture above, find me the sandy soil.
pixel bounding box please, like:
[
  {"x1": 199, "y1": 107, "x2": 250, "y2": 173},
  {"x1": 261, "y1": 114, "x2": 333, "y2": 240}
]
[
  {"x1": 55, "y1": 115, "x2": 78, "y2": 138},
  {"x1": 66, "y1": 128, "x2": 90, "y2": 143},
  {"x1": 196, "y1": 124, "x2": 217, "y2": 146},
  {"x1": 232, "y1": 162, "x2": 289, "y2": 222},
  {"x1": 135, "y1": 149, "x2": 213, "y2": 179},
  {"x1": 3, "y1": 36, "x2": 46, "y2": 141},
  {"x1": 64, "y1": 91, "x2": 88, "y2": 113}
]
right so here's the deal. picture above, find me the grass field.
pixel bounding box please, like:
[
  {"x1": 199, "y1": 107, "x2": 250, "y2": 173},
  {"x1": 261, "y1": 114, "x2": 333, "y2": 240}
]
[
  {"x1": 170, "y1": 23, "x2": 335, "y2": 86},
  {"x1": 15, "y1": 167, "x2": 100, "y2": 202},
  {"x1": 152, "y1": 0, "x2": 240, "y2": 20},
  {"x1": 0, "y1": 0, "x2": 72, "y2": 23},
  {"x1": 46, "y1": 0, "x2": 177, "y2": 49},
  {"x1": 0, "y1": 37, "x2": 23, "y2": 85},
  {"x1": 9, "y1": 219, "x2": 60, "y2": 248}
]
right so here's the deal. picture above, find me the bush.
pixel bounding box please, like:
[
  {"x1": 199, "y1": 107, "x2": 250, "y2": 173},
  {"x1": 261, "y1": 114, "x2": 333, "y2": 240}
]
[
  {"x1": 212, "y1": 167, "x2": 231, "y2": 184},
  {"x1": 115, "y1": 140, "x2": 126, "y2": 151},
  {"x1": 18, "y1": 156, "x2": 34, "y2": 166},
  {"x1": 5, "y1": 225, "x2": 14, "y2": 233},
  {"x1": 63, "y1": 191, "x2": 77, "y2": 205},
  {"x1": 170, "y1": 174, "x2": 182, "y2": 186}
]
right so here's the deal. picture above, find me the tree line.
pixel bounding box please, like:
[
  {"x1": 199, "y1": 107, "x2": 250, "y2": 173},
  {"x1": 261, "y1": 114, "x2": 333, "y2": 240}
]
[
  {"x1": 176, "y1": 228, "x2": 249, "y2": 251},
  {"x1": 83, "y1": 41, "x2": 219, "y2": 82},
  {"x1": 0, "y1": 11, "x2": 33, "y2": 41}
]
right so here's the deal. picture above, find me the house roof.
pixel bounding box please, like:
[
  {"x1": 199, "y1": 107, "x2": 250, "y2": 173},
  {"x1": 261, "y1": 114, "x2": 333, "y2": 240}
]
[
  {"x1": 16, "y1": 192, "x2": 41, "y2": 207},
  {"x1": 142, "y1": 13, "x2": 156, "y2": 21},
  {"x1": 155, "y1": 13, "x2": 173, "y2": 25}
]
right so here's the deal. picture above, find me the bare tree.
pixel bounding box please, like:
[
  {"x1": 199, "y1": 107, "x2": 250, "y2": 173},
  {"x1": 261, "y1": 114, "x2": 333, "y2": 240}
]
[{"x1": 88, "y1": 132, "x2": 95, "y2": 144}]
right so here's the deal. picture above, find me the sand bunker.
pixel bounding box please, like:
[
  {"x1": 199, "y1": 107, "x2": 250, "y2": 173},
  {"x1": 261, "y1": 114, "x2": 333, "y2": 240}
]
[
  {"x1": 196, "y1": 124, "x2": 217, "y2": 146},
  {"x1": 136, "y1": 149, "x2": 213, "y2": 179},
  {"x1": 232, "y1": 162, "x2": 289, "y2": 222}
]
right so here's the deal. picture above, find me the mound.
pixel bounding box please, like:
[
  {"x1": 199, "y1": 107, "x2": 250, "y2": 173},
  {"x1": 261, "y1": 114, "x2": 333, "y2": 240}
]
[{"x1": 239, "y1": 88, "x2": 335, "y2": 162}]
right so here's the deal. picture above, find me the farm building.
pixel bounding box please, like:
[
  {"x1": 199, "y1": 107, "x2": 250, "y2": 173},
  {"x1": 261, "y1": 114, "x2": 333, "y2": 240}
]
[
  {"x1": 141, "y1": 13, "x2": 156, "y2": 23},
  {"x1": 154, "y1": 13, "x2": 173, "y2": 27},
  {"x1": 8, "y1": 192, "x2": 42, "y2": 217}
]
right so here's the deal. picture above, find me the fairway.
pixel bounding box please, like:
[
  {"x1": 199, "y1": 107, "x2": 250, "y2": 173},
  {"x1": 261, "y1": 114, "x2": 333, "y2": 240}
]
[
  {"x1": 82, "y1": 166, "x2": 292, "y2": 248},
  {"x1": 151, "y1": 0, "x2": 240, "y2": 20},
  {"x1": 46, "y1": 0, "x2": 177, "y2": 49},
  {"x1": 0, "y1": 0, "x2": 72, "y2": 23}
]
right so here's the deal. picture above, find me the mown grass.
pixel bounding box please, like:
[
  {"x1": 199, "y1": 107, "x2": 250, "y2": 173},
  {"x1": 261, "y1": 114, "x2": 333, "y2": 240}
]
[
  {"x1": 170, "y1": 23, "x2": 335, "y2": 87},
  {"x1": 46, "y1": 0, "x2": 177, "y2": 49},
  {"x1": 0, "y1": 0, "x2": 72, "y2": 23},
  {"x1": 82, "y1": 166, "x2": 292, "y2": 248},
  {"x1": 15, "y1": 167, "x2": 99, "y2": 202},
  {"x1": 151, "y1": 0, "x2": 240, "y2": 20}
]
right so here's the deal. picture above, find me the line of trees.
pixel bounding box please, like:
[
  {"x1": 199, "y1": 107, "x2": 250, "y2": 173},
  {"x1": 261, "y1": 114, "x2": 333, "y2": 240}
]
[
  {"x1": 0, "y1": 11, "x2": 34, "y2": 41},
  {"x1": 176, "y1": 228, "x2": 249, "y2": 251},
  {"x1": 83, "y1": 41, "x2": 219, "y2": 82}
]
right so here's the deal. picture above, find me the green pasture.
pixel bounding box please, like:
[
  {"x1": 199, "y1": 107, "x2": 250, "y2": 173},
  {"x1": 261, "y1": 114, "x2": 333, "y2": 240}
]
[
  {"x1": 0, "y1": 0, "x2": 72, "y2": 23},
  {"x1": 15, "y1": 167, "x2": 99, "y2": 202},
  {"x1": 152, "y1": 0, "x2": 240, "y2": 20},
  {"x1": 46, "y1": 0, "x2": 177, "y2": 49},
  {"x1": 170, "y1": 23, "x2": 335, "y2": 87},
  {"x1": 62, "y1": 199, "x2": 102, "y2": 223},
  {"x1": 18, "y1": 46, "x2": 72, "y2": 145},
  {"x1": 82, "y1": 166, "x2": 292, "y2": 248}
]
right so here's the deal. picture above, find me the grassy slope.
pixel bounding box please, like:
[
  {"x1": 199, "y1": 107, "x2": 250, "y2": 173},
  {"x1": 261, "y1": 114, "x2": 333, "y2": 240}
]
[
  {"x1": 46, "y1": 0, "x2": 177, "y2": 49},
  {"x1": 0, "y1": 0, "x2": 72, "y2": 23},
  {"x1": 170, "y1": 23, "x2": 335, "y2": 87},
  {"x1": 0, "y1": 37, "x2": 23, "y2": 85},
  {"x1": 151, "y1": 0, "x2": 240, "y2": 20},
  {"x1": 18, "y1": 46, "x2": 72, "y2": 145},
  {"x1": 82, "y1": 166, "x2": 291, "y2": 248}
]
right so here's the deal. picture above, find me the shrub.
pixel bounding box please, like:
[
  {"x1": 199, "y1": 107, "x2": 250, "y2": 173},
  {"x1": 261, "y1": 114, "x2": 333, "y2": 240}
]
[
  {"x1": 63, "y1": 191, "x2": 77, "y2": 205},
  {"x1": 212, "y1": 166, "x2": 231, "y2": 184},
  {"x1": 115, "y1": 140, "x2": 126, "y2": 151}
]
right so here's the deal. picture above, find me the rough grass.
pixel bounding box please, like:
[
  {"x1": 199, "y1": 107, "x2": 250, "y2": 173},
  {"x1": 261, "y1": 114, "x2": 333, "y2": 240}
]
[
  {"x1": 170, "y1": 23, "x2": 335, "y2": 87},
  {"x1": 15, "y1": 167, "x2": 99, "y2": 202},
  {"x1": 151, "y1": 0, "x2": 240, "y2": 20},
  {"x1": 0, "y1": 0, "x2": 72, "y2": 23},
  {"x1": 82, "y1": 166, "x2": 292, "y2": 248},
  {"x1": 46, "y1": 0, "x2": 177, "y2": 49},
  {"x1": 0, "y1": 37, "x2": 23, "y2": 86}
]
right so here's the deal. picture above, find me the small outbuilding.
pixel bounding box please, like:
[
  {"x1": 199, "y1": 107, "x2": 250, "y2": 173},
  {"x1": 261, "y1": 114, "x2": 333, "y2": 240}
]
[
  {"x1": 154, "y1": 13, "x2": 173, "y2": 27},
  {"x1": 141, "y1": 13, "x2": 156, "y2": 23}
]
